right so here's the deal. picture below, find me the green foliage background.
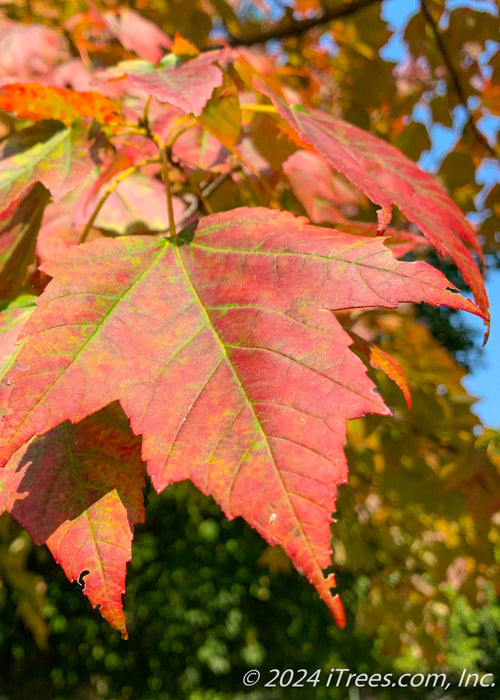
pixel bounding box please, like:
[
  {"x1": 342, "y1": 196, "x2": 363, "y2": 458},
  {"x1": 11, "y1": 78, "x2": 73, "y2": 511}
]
[{"x1": 0, "y1": 476, "x2": 498, "y2": 699}]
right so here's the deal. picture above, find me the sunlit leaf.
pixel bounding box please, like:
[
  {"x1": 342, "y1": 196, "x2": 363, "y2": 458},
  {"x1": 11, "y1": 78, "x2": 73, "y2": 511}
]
[
  {"x1": 0, "y1": 120, "x2": 102, "y2": 213},
  {"x1": 113, "y1": 49, "x2": 233, "y2": 116},
  {"x1": 0, "y1": 83, "x2": 123, "y2": 127},
  {"x1": 255, "y1": 83, "x2": 489, "y2": 319},
  {"x1": 0, "y1": 208, "x2": 483, "y2": 625}
]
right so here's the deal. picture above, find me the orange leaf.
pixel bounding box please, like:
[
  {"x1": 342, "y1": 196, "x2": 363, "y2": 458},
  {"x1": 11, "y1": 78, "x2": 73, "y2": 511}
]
[
  {"x1": 0, "y1": 83, "x2": 123, "y2": 127},
  {"x1": 349, "y1": 331, "x2": 412, "y2": 408},
  {"x1": 369, "y1": 344, "x2": 412, "y2": 409},
  {"x1": 171, "y1": 33, "x2": 199, "y2": 57}
]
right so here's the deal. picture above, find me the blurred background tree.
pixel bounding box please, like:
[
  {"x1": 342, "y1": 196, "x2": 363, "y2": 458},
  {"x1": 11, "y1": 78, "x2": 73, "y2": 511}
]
[{"x1": 0, "y1": 0, "x2": 498, "y2": 698}]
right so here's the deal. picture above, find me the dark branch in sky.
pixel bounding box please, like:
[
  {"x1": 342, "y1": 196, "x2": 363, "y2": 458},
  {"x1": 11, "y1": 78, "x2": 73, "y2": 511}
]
[
  {"x1": 223, "y1": 0, "x2": 382, "y2": 47},
  {"x1": 420, "y1": 0, "x2": 499, "y2": 160}
]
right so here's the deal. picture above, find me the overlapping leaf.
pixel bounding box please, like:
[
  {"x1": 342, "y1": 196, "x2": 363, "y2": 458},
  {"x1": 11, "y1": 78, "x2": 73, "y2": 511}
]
[
  {"x1": 0, "y1": 301, "x2": 145, "y2": 638},
  {"x1": 0, "y1": 207, "x2": 484, "y2": 625},
  {"x1": 102, "y1": 7, "x2": 171, "y2": 63},
  {"x1": 0, "y1": 120, "x2": 102, "y2": 213},
  {"x1": 255, "y1": 82, "x2": 489, "y2": 319},
  {"x1": 0, "y1": 20, "x2": 65, "y2": 82},
  {"x1": 333, "y1": 220, "x2": 428, "y2": 259},
  {"x1": 108, "y1": 49, "x2": 233, "y2": 116},
  {"x1": 283, "y1": 150, "x2": 363, "y2": 224},
  {"x1": 0, "y1": 405, "x2": 145, "y2": 639},
  {"x1": 94, "y1": 173, "x2": 186, "y2": 234},
  {"x1": 0, "y1": 83, "x2": 124, "y2": 127},
  {"x1": 199, "y1": 79, "x2": 241, "y2": 150},
  {"x1": 0, "y1": 296, "x2": 36, "y2": 415},
  {"x1": 348, "y1": 331, "x2": 412, "y2": 409},
  {"x1": 0, "y1": 184, "x2": 50, "y2": 299},
  {"x1": 172, "y1": 125, "x2": 230, "y2": 172},
  {"x1": 35, "y1": 184, "x2": 106, "y2": 265}
]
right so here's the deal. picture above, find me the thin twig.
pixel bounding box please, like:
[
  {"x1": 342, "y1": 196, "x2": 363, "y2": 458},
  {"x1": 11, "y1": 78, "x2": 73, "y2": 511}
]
[
  {"x1": 221, "y1": 0, "x2": 382, "y2": 47},
  {"x1": 421, "y1": 0, "x2": 499, "y2": 160},
  {"x1": 142, "y1": 96, "x2": 152, "y2": 130},
  {"x1": 177, "y1": 192, "x2": 200, "y2": 227},
  {"x1": 188, "y1": 175, "x2": 214, "y2": 215},
  {"x1": 202, "y1": 173, "x2": 230, "y2": 199}
]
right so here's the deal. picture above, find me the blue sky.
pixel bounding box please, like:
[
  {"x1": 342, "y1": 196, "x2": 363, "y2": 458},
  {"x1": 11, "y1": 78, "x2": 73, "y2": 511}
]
[
  {"x1": 382, "y1": 0, "x2": 500, "y2": 427},
  {"x1": 462, "y1": 273, "x2": 500, "y2": 427}
]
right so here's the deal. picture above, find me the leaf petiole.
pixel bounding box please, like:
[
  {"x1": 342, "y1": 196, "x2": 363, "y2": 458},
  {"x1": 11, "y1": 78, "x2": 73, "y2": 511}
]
[
  {"x1": 240, "y1": 103, "x2": 278, "y2": 114},
  {"x1": 160, "y1": 146, "x2": 177, "y2": 240}
]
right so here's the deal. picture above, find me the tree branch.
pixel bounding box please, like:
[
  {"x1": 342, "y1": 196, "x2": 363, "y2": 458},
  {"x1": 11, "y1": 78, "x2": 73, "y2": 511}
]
[
  {"x1": 420, "y1": 0, "x2": 499, "y2": 160},
  {"x1": 224, "y1": 0, "x2": 382, "y2": 47}
]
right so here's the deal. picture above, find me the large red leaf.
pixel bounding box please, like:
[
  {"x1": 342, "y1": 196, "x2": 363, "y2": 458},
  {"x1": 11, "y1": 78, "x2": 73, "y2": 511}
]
[
  {"x1": 110, "y1": 49, "x2": 233, "y2": 116},
  {"x1": 0, "y1": 120, "x2": 102, "y2": 213},
  {"x1": 0, "y1": 83, "x2": 124, "y2": 127},
  {"x1": 0, "y1": 207, "x2": 483, "y2": 625},
  {"x1": 255, "y1": 83, "x2": 489, "y2": 319}
]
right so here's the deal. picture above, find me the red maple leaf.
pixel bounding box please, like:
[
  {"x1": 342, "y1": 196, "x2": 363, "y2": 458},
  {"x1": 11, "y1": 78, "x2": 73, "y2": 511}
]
[
  {"x1": 255, "y1": 82, "x2": 489, "y2": 320},
  {"x1": 0, "y1": 207, "x2": 483, "y2": 629}
]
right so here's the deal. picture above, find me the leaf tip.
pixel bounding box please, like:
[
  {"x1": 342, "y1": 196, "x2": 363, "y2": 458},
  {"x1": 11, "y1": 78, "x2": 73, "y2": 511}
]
[
  {"x1": 324, "y1": 573, "x2": 346, "y2": 628},
  {"x1": 482, "y1": 320, "x2": 490, "y2": 346}
]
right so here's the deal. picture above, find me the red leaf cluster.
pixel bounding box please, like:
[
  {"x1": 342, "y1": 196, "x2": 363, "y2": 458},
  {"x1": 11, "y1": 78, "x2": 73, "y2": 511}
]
[{"x1": 0, "y1": 8, "x2": 489, "y2": 637}]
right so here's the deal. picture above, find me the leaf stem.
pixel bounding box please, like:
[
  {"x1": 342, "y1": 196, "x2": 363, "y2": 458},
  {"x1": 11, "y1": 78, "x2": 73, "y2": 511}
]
[
  {"x1": 240, "y1": 104, "x2": 278, "y2": 114},
  {"x1": 160, "y1": 147, "x2": 177, "y2": 239},
  {"x1": 142, "y1": 96, "x2": 152, "y2": 129},
  {"x1": 112, "y1": 127, "x2": 149, "y2": 137},
  {"x1": 78, "y1": 156, "x2": 160, "y2": 244}
]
